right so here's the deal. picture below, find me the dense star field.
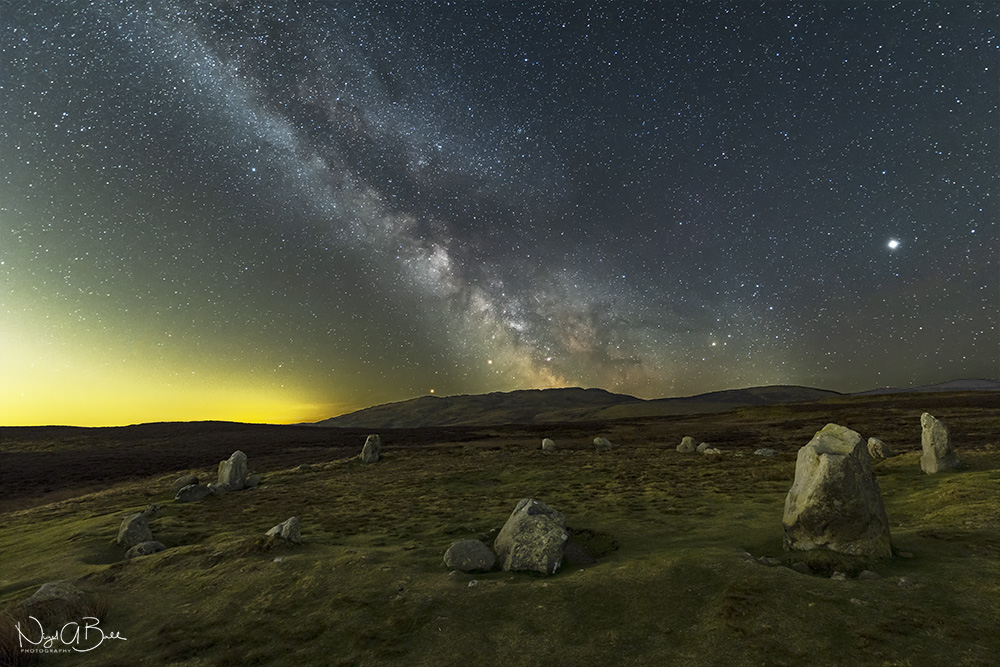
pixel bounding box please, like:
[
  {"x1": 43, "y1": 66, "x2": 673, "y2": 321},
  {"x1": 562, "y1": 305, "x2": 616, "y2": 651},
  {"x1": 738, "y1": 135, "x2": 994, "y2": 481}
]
[{"x1": 1, "y1": 1, "x2": 996, "y2": 425}]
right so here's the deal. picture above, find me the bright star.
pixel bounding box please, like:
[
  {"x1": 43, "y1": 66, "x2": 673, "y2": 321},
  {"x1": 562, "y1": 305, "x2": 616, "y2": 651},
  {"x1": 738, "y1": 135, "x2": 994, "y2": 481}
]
[{"x1": 888, "y1": 239, "x2": 900, "y2": 250}]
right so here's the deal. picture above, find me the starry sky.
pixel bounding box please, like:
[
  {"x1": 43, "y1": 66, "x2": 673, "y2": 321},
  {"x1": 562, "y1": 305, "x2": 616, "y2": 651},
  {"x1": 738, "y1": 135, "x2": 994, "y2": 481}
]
[{"x1": 1, "y1": 1, "x2": 996, "y2": 426}]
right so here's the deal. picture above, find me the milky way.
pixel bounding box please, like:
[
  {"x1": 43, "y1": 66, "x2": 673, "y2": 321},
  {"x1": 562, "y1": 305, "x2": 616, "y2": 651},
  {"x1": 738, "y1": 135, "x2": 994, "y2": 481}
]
[{"x1": 1, "y1": 2, "x2": 996, "y2": 425}]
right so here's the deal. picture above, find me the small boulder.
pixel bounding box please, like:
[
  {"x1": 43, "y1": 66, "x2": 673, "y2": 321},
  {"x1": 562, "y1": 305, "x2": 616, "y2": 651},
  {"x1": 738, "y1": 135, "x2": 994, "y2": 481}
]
[
  {"x1": 541, "y1": 438, "x2": 557, "y2": 451},
  {"x1": 266, "y1": 517, "x2": 301, "y2": 544},
  {"x1": 125, "y1": 540, "x2": 166, "y2": 559},
  {"x1": 676, "y1": 436, "x2": 697, "y2": 453},
  {"x1": 21, "y1": 582, "x2": 92, "y2": 627},
  {"x1": 867, "y1": 437, "x2": 896, "y2": 461},
  {"x1": 701, "y1": 447, "x2": 722, "y2": 455},
  {"x1": 444, "y1": 540, "x2": 496, "y2": 572},
  {"x1": 696, "y1": 442, "x2": 711, "y2": 453},
  {"x1": 754, "y1": 448, "x2": 778, "y2": 458},
  {"x1": 362, "y1": 434, "x2": 382, "y2": 463},
  {"x1": 117, "y1": 512, "x2": 154, "y2": 549},
  {"x1": 593, "y1": 437, "x2": 613, "y2": 452},
  {"x1": 782, "y1": 423, "x2": 892, "y2": 558},
  {"x1": 920, "y1": 413, "x2": 960, "y2": 473},
  {"x1": 494, "y1": 498, "x2": 568, "y2": 575},
  {"x1": 175, "y1": 484, "x2": 211, "y2": 503},
  {"x1": 218, "y1": 450, "x2": 248, "y2": 490},
  {"x1": 246, "y1": 473, "x2": 261, "y2": 488},
  {"x1": 171, "y1": 474, "x2": 199, "y2": 493},
  {"x1": 207, "y1": 482, "x2": 228, "y2": 496}
]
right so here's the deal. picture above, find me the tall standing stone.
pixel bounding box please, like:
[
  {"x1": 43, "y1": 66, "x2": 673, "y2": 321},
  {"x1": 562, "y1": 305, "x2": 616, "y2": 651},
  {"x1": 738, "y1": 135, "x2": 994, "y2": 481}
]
[
  {"x1": 218, "y1": 450, "x2": 248, "y2": 490},
  {"x1": 361, "y1": 434, "x2": 381, "y2": 463},
  {"x1": 920, "y1": 413, "x2": 960, "y2": 473},
  {"x1": 494, "y1": 498, "x2": 568, "y2": 575},
  {"x1": 782, "y1": 424, "x2": 892, "y2": 558}
]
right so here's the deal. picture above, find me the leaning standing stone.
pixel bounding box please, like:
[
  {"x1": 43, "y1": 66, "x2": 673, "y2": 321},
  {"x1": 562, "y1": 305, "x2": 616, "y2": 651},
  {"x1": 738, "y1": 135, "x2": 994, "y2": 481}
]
[
  {"x1": 494, "y1": 498, "x2": 568, "y2": 575},
  {"x1": 218, "y1": 450, "x2": 248, "y2": 490},
  {"x1": 782, "y1": 424, "x2": 892, "y2": 558},
  {"x1": 361, "y1": 434, "x2": 381, "y2": 463},
  {"x1": 920, "y1": 413, "x2": 960, "y2": 474},
  {"x1": 444, "y1": 540, "x2": 497, "y2": 572},
  {"x1": 117, "y1": 512, "x2": 154, "y2": 549}
]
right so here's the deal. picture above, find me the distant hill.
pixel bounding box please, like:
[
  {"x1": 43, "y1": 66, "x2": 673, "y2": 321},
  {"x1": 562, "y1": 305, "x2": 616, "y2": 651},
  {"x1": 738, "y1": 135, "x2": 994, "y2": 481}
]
[
  {"x1": 314, "y1": 385, "x2": 842, "y2": 429},
  {"x1": 854, "y1": 379, "x2": 1000, "y2": 395}
]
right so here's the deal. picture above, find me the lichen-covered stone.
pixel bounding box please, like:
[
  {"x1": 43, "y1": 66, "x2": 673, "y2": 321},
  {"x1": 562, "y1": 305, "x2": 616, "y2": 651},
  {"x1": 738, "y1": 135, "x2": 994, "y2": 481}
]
[
  {"x1": 125, "y1": 540, "x2": 166, "y2": 558},
  {"x1": 867, "y1": 437, "x2": 896, "y2": 461},
  {"x1": 117, "y1": 512, "x2": 154, "y2": 549},
  {"x1": 593, "y1": 437, "x2": 612, "y2": 452},
  {"x1": 266, "y1": 517, "x2": 301, "y2": 544},
  {"x1": 444, "y1": 540, "x2": 496, "y2": 572},
  {"x1": 361, "y1": 434, "x2": 381, "y2": 463},
  {"x1": 541, "y1": 438, "x2": 557, "y2": 451},
  {"x1": 920, "y1": 413, "x2": 960, "y2": 473},
  {"x1": 175, "y1": 484, "x2": 211, "y2": 502},
  {"x1": 494, "y1": 498, "x2": 568, "y2": 575},
  {"x1": 782, "y1": 423, "x2": 892, "y2": 558},
  {"x1": 676, "y1": 436, "x2": 697, "y2": 453},
  {"x1": 218, "y1": 450, "x2": 248, "y2": 490}
]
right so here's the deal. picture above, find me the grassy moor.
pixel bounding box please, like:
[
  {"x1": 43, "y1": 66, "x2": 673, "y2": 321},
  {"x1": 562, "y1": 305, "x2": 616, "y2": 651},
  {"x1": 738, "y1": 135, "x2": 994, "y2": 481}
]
[{"x1": 1, "y1": 391, "x2": 998, "y2": 666}]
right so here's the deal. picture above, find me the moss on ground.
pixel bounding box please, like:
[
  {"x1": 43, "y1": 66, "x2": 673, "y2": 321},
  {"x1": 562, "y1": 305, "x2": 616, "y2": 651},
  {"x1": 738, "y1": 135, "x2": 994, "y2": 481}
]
[{"x1": 1, "y1": 419, "x2": 998, "y2": 666}]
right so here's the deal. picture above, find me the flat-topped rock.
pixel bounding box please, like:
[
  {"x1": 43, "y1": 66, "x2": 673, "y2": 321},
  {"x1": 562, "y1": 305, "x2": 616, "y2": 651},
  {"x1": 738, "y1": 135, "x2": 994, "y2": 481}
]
[{"x1": 782, "y1": 423, "x2": 892, "y2": 558}]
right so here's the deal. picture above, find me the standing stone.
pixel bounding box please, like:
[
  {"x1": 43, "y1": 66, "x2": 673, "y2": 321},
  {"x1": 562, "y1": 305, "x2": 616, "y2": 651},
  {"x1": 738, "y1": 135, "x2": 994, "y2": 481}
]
[
  {"x1": 444, "y1": 540, "x2": 497, "y2": 572},
  {"x1": 782, "y1": 424, "x2": 892, "y2": 558},
  {"x1": 494, "y1": 498, "x2": 568, "y2": 575},
  {"x1": 541, "y1": 438, "x2": 557, "y2": 451},
  {"x1": 117, "y1": 512, "x2": 154, "y2": 549},
  {"x1": 593, "y1": 437, "x2": 613, "y2": 452},
  {"x1": 676, "y1": 436, "x2": 697, "y2": 453},
  {"x1": 218, "y1": 450, "x2": 248, "y2": 490},
  {"x1": 361, "y1": 434, "x2": 381, "y2": 463},
  {"x1": 175, "y1": 484, "x2": 211, "y2": 502},
  {"x1": 920, "y1": 413, "x2": 960, "y2": 473},
  {"x1": 266, "y1": 517, "x2": 301, "y2": 544},
  {"x1": 867, "y1": 437, "x2": 896, "y2": 461}
]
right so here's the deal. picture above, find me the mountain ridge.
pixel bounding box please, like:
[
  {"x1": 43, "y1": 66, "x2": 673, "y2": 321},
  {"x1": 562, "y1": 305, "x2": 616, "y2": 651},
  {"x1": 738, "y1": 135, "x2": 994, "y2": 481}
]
[{"x1": 315, "y1": 379, "x2": 999, "y2": 429}]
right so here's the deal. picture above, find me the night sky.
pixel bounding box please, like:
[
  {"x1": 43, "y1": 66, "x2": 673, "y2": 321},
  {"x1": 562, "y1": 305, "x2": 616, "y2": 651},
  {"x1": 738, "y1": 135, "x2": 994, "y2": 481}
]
[{"x1": 2, "y1": 2, "x2": 996, "y2": 426}]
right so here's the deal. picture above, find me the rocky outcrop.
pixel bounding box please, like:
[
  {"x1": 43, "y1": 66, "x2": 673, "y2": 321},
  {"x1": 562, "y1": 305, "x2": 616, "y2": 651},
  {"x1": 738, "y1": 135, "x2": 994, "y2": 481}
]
[
  {"x1": 444, "y1": 539, "x2": 496, "y2": 572},
  {"x1": 361, "y1": 434, "x2": 381, "y2": 463},
  {"x1": 782, "y1": 424, "x2": 892, "y2": 558},
  {"x1": 218, "y1": 450, "x2": 248, "y2": 490},
  {"x1": 676, "y1": 436, "x2": 697, "y2": 453},
  {"x1": 494, "y1": 498, "x2": 568, "y2": 575},
  {"x1": 117, "y1": 512, "x2": 154, "y2": 549},
  {"x1": 920, "y1": 413, "x2": 960, "y2": 473},
  {"x1": 266, "y1": 517, "x2": 301, "y2": 544}
]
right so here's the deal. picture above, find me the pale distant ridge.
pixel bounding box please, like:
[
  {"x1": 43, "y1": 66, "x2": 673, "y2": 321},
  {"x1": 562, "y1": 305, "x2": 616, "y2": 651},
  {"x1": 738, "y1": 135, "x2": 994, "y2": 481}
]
[{"x1": 855, "y1": 379, "x2": 1000, "y2": 395}]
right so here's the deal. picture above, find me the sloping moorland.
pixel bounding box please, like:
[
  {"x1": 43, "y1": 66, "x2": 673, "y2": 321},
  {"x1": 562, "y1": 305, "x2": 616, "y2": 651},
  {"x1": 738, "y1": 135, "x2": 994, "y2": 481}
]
[{"x1": 0, "y1": 390, "x2": 998, "y2": 666}]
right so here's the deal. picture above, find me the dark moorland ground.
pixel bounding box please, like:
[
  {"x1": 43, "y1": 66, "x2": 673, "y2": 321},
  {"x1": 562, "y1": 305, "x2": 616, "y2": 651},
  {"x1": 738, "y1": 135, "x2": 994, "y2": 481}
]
[{"x1": 0, "y1": 390, "x2": 997, "y2": 666}]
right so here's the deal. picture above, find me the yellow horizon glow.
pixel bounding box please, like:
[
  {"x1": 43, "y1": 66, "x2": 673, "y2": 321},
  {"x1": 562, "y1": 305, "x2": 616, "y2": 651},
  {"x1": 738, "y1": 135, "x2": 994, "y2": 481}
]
[{"x1": 0, "y1": 329, "x2": 354, "y2": 427}]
